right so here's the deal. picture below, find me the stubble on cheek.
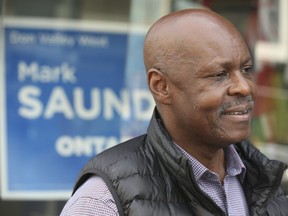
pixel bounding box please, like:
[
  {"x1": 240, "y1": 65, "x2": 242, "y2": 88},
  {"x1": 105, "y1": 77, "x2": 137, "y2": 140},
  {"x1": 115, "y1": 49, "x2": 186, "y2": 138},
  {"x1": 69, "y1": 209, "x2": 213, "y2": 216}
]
[
  {"x1": 205, "y1": 110, "x2": 226, "y2": 139},
  {"x1": 202, "y1": 100, "x2": 245, "y2": 148}
]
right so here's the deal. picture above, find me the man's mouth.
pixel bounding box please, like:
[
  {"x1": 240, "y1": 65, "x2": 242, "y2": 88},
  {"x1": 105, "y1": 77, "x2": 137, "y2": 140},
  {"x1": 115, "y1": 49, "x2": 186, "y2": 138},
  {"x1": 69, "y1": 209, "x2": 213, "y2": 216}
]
[{"x1": 221, "y1": 107, "x2": 252, "y2": 116}]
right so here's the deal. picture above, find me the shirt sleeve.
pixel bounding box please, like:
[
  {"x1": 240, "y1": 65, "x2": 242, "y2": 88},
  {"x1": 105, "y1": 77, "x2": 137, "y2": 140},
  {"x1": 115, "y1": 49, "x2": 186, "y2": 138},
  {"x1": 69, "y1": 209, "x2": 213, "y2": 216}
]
[{"x1": 60, "y1": 175, "x2": 119, "y2": 216}]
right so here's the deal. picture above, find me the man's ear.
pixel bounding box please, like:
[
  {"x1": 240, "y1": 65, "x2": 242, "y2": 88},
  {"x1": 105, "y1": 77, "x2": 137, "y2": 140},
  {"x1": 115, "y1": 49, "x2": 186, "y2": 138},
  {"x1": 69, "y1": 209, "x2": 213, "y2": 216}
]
[{"x1": 147, "y1": 68, "x2": 171, "y2": 104}]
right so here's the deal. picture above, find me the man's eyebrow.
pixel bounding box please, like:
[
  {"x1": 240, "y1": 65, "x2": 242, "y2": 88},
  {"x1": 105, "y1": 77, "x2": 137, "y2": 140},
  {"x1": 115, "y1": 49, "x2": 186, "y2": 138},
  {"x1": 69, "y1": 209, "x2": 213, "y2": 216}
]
[
  {"x1": 215, "y1": 56, "x2": 253, "y2": 66},
  {"x1": 241, "y1": 56, "x2": 253, "y2": 67}
]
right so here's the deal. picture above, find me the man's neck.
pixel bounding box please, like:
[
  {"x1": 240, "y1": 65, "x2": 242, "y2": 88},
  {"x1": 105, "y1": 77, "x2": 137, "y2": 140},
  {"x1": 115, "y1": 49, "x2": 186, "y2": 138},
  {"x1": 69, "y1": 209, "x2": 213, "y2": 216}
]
[{"x1": 180, "y1": 143, "x2": 226, "y2": 182}]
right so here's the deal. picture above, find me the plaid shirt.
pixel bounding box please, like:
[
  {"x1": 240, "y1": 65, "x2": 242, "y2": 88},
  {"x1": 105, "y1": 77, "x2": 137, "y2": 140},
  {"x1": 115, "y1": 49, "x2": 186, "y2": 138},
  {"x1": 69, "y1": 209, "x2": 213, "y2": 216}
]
[{"x1": 60, "y1": 144, "x2": 248, "y2": 216}]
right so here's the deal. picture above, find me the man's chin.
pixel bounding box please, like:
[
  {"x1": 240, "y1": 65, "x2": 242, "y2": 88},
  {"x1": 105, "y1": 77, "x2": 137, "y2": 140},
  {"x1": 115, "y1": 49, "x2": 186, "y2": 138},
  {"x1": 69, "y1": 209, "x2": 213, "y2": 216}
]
[{"x1": 224, "y1": 131, "x2": 250, "y2": 144}]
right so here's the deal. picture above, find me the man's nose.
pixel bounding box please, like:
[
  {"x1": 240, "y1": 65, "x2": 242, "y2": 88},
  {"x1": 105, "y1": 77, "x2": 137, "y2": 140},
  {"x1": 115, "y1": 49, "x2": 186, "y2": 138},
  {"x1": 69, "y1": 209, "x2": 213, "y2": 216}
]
[{"x1": 227, "y1": 72, "x2": 252, "y2": 97}]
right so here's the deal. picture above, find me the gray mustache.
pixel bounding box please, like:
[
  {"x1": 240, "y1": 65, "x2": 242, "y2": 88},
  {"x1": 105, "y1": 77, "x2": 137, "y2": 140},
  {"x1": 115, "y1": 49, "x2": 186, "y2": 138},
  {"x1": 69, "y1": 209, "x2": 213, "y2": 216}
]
[{"x1": 219, "y1": 95, "x2": 255, "y2": 113}]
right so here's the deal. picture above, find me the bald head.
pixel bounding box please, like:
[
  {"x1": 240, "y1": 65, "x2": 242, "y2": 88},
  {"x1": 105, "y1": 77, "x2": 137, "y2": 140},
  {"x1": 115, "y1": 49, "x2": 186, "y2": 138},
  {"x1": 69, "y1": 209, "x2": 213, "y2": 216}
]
[{"x1": 143, "y1": 9, "x2": 245, "y2": 74}]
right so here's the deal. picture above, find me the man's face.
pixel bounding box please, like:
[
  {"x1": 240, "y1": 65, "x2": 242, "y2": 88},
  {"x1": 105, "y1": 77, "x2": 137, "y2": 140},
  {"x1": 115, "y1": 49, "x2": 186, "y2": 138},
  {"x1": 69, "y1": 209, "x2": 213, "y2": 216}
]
[{"x1": 166, "y1": 29, "x2": 256, "y2": 149}]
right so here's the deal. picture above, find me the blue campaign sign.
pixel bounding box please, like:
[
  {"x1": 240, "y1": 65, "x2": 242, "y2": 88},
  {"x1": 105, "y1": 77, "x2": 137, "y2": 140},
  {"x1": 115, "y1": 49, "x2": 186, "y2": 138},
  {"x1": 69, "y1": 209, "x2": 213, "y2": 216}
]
[{"x1": 0, "y1": 19, "x2": 154, "y2": 199}]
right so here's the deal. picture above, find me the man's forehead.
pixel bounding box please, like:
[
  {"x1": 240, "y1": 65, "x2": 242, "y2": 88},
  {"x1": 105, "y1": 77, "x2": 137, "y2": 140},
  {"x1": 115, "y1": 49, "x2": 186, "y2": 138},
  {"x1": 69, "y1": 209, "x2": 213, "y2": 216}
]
[{"x1": 144, "y1": 9, "x2": 246, "y2": 71}]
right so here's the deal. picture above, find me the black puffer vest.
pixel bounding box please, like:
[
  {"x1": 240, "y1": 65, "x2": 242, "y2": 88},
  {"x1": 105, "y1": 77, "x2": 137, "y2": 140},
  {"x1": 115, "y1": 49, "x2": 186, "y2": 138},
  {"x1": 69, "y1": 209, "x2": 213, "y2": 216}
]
[{"x1": 73, "y1": 111, "x2": 288, "y2": 216}]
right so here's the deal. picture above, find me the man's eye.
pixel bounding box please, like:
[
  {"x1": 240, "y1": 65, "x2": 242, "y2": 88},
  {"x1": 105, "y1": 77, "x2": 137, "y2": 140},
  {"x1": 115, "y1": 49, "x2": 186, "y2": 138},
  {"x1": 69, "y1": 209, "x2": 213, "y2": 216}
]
[
  {"x1": 214, "y1": 71, "x2": 227, "y2": 78},
  {"x1": 241, "y1": 67, "x2": 253, "y2": 74}
]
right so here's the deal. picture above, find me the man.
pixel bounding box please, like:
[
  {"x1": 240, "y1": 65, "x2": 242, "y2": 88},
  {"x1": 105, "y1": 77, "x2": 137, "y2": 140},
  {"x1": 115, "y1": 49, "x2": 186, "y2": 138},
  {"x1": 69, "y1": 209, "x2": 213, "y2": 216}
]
[{"x1": 60, "y1": 9, "x2": 288, "y2": 216}]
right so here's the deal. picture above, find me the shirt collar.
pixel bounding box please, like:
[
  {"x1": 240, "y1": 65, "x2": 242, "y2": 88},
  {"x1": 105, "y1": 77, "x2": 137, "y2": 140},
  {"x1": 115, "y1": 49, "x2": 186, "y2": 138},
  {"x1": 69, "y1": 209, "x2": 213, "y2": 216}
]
[
  {"x1": 224, "y1": 144, "x2": 246, "y2": 182},
  {"x1": 174, "y1": 143, "x2": 246, "y2": 183}
]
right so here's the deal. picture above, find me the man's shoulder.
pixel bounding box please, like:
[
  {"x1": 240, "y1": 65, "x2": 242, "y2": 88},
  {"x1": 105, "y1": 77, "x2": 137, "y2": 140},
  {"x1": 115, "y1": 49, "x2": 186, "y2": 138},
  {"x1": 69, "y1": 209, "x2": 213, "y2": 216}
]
[
  {"x1": 61, "y1": 176, "x2": 119, "y2": 216},
  {"x1": 94, "y1": 134, "x2": 148, "y2": 163},
  {"x1": 73, "y1": 134, "x2": 149, "y2": 193}
]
